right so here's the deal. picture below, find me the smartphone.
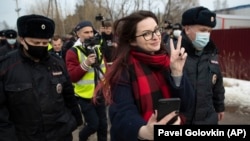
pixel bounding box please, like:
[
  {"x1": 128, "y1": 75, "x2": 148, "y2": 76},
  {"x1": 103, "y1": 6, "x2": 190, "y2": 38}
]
[{"x1": 156, "y1": 98, "x2": 181, "y2": 124}]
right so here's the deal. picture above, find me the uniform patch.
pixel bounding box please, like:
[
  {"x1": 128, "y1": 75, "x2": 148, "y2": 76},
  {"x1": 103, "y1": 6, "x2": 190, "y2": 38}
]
[
  {"x1": 52, "y1": 71, "x2": 62, "y2": 76},
  {"x1": 212, "y1": 74, "x2": 217, "y2": 85},
  {"x1": 211, "y1": 60, "x2": 219, "y2": 64},
  {"x1": 56, "y1": 83, "x2": 63, "y2": 94}
]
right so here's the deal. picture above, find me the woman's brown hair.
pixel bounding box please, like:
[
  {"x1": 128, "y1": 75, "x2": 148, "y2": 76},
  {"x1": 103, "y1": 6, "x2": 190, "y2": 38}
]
[{"x1": 94, "y1": 10, "x2": 165, "y2": 104}]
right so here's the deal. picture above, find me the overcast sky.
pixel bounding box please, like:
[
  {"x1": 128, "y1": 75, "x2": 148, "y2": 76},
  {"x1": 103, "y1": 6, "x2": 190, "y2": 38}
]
[
  {"x1": 0, "y1": 0, "x2": 76, "y2": 29},
  {"x1": 0, "y1": 0, "x2": 250, "y2": 29}
]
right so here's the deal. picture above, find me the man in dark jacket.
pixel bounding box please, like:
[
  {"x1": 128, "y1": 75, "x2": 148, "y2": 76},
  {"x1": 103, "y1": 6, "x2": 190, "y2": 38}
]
[
  {"x1": 100, "y1": 20, "x2": 117, "y2": 66},
  {"x1": 0, "y1": 14, "x2": 83, "y2": 141},
  {"x1": 0, "y1": 29, "x2": 19, "y2": 57},
  {"x1": 0, "y1": 29, "x2": 7, "y2": 47},
  {"x1": 167, "y1": 6, "x2": 225, "y2": 124}
]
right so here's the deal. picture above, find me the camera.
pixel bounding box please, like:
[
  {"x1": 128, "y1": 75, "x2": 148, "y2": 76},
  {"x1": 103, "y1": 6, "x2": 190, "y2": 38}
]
[
  {"x1": 95, "y1": 14, "x2": 104, "y2": 21},
  {"x1": 84, "y1": 33, "x2": 102, "y2": 55},
  {"x1": 95, "y1": 14, "x2": 105, "y2": 27}
]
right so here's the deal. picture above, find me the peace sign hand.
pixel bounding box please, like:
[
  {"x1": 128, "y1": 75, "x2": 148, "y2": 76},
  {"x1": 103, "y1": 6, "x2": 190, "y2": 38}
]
[{"x1": 169, "y1": 36, "x2": 187, "y2": 76}]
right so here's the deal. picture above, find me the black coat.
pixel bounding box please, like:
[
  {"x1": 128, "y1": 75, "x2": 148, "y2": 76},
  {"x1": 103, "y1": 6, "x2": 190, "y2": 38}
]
[
  {"x1": 167, "y1": 32, "x2": 225, "y2": 124},
  {"x1": 0, "y1": 42, "x2": 19, "y2": 57},
  {"x1": 100, "y1": 33, "x2": 116, "y2": 63},
  {"x1": 0, "y1": 46, "x2": 83, "y2": 141},
  {"x1": 109, "y1": 69, "x2": 195, "y2": 141}
]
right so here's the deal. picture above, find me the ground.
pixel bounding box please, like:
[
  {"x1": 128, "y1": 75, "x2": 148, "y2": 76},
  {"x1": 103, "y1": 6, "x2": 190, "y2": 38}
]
[{"x1": 72, "y1": 106, "x2": 250, "y2": 141}]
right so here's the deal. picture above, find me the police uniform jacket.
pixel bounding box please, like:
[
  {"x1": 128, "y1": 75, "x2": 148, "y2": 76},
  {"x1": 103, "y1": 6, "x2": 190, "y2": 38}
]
[
  {"x1": 180, "y1": 32, "x2": 225, "y2": 124},
  {"x1": 0, "y1": 45, "x2": 83, "y2": 141},
  {"x1": 0, "y1": 43, "x2": 19, "y2": 60}
]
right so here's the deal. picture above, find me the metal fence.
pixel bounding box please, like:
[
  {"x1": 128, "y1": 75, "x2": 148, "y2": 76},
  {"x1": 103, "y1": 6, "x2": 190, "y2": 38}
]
[{"x1": 211, "y1": 28, "x2": 250, "y2": 80}]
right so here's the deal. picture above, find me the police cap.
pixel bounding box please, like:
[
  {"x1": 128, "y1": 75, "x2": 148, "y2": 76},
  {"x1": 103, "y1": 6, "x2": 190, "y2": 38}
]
[{"x1": 5, "y1": 29, "x2": 17, "y2": 39}]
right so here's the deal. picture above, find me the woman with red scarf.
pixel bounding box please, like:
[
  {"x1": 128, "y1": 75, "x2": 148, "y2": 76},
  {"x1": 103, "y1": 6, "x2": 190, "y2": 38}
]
[{"x1": 94, "y1": 10, "x2": 195, "y2": 141}]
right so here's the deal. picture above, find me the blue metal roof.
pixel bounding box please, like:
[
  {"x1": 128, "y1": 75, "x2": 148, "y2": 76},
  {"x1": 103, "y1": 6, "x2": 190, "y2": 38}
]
[{"x1": 214, "y1": 4, "x2": 250, "y2": 12}]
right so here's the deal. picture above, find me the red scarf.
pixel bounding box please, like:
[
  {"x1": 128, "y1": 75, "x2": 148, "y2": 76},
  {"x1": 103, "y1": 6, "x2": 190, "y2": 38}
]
[{"x1": 128, "y1": 50, "x2": 171, "y2": 121}]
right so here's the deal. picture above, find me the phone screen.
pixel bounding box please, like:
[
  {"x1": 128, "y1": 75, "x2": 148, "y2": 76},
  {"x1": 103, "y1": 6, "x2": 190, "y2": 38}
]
[{"x1": 156, "y1": 98, "x2": 181, "y2": 123}]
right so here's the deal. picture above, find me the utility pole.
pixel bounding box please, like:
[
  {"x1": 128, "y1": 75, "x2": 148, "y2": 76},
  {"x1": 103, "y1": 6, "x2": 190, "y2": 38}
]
[
  {"x1": 47, "y1": 0, "x2": 53, "y2": 17},
  {"x1": 15, "y1": 0, "x2": 21, "y2": 17}
]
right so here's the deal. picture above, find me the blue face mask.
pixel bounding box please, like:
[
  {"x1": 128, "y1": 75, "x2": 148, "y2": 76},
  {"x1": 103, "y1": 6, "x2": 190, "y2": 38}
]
[
  {"x1": 7, "y1": 39, "x2": 16, "y2": 45},
  {"x1": 192, "y1": 32, "x2": 210, "y2": 50}
]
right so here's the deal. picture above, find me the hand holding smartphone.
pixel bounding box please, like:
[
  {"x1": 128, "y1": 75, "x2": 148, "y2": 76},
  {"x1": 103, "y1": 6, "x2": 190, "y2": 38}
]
[{"x1": 156, "y1": 98, "x2": 181, "y2": 124}]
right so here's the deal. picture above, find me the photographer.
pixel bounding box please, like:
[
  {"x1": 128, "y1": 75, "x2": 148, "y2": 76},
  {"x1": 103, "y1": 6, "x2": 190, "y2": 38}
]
[
  {"x1": 100, "y1": 20, "x2": 117, "y2": 66},
  {"x1": 95, "y1": 14, "x2": 117, "y2": 67},
  {"x1": 65, "y1": 20, "x2": 107, "y2": 141}
]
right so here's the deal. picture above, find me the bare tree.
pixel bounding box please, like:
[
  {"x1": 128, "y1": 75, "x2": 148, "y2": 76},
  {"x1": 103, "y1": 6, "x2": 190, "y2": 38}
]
[
  {"x1": 25, "y1": 0, "x2": 201, "y2": 36},
  {"x1": 214, "y1": 0, "x2": 221, "y2": 10},
  {"x1": 26, "y1": 0, "x2": 65, "y2": 35},
  {"x1": 162, "y1": 0, "x2": 199, "y2": 25},
  {"x1": 0, "y1": 21, "x2": 10, "y2": 30},
  {"x1": 213, "y1": 0, "x2": 228, "y2": 10},
  {"x1": 99, "y1": 0, "x2": 144, "y2": 20},
  {"x1": 221, "y1": 0, "x2": 228, "y2": 9}
]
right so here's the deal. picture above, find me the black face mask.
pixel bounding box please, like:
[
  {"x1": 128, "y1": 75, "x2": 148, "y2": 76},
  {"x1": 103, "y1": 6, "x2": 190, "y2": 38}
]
[{"x1": 24, "y1": 40, "x2": 48, "y2": 59}]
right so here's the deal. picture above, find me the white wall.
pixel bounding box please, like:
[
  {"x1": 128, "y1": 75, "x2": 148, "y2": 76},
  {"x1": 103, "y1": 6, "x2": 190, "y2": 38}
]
[{"x1": 215, "y1": 14, "x2": 250, "y2": 29}]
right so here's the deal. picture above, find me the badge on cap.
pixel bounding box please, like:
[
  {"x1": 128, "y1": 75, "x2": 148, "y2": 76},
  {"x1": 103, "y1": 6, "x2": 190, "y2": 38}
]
[
  {"x1": 211, "y1": 16, "x2": 214, "y2": 22},
  {"x1": 41, "y1": 24, "x2": 46, "y2": 30},
  {"x1": 56, "y1": 83, "x2": 63, "y2": 94}
]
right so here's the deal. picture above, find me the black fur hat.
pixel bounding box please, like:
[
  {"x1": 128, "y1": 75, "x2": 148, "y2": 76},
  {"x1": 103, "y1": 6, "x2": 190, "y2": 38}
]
[
  {"x1": 0, "y1": 30, "x2": 6, "y2": 36},
  {"x1": 182, "y1": 6, "x2": 216, "y2": 28},
  {"x1": 17, "y1": 14, "x2": 55, "y2": 39}
]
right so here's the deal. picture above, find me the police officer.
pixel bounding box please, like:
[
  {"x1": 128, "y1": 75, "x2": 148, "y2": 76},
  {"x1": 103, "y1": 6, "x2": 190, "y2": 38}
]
[
  {"x1": 167, "y1": 6, "x2": 225, "y2": 124},
  {"x1": 0, "y1": 29, "x2": 7, "y2": 47},
  {"x1": 0, "y1": 29, "x2": 19, "y2": 57},
  {"x1": 0, "y1": 14, "x2": 83, "y2": 141}
]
